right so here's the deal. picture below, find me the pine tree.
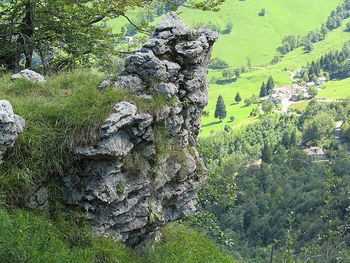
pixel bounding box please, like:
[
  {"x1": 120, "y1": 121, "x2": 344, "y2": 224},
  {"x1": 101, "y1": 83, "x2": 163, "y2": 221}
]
[
  {"x1": 214, "y1": 95, "x2": 227, "y2": 122},
  {"x1": 261, "y1": 143, "x2": 273, "y2": 163},
  {"x1": 304, "y1": 41, "x2": 314, "y2": 53},
  {"x1": 260, "y1": 82, "x2": 267, "y2": 97},
  {"x1": 290, "y1": 130, "x2": 297, "y2": 146},
  {"x1": 282, "y1": 132, "x2": 291, "y2": 148},
  {"x1": 266, "y1": 76, "x2": 275, "y2": 92},
  {"x1": 235, "y1": 92, "x2": 242, "y2": 103}
]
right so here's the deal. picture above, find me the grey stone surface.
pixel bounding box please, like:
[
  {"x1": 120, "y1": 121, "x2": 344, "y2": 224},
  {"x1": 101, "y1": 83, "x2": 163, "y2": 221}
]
[
  {"x1": 76, "y1": 131, "x2": 134, "y2": 159},
  {"x1": 64, "y1": 12, "x2": 217, "y2": 246},
  {"x1": 100, "y1": 102, "x2": 138, "y2": 138},
  {"x1": 155, "y1": 83, "x2": 179, "y2": 98},
  {"x1": 26, "y1": 186, "x2": 49, "y2": 210},
  {"x1": 0, "y1": 100, "x2": 25, "y2": 163},
  {"x1": 11, "y1": 69, "x2": 45, "y2": 83}
]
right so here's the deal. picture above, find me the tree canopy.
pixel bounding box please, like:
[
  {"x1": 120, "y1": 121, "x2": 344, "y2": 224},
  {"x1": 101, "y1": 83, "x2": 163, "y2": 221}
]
[{"x1": 0, "y1": 0, "x2": 224, "y2": 72}]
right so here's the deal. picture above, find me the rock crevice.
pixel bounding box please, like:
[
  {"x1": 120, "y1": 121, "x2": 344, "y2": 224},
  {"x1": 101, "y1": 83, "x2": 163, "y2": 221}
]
[{"x1": 64, "y1": 12, "x2": 218, "y2": 245}]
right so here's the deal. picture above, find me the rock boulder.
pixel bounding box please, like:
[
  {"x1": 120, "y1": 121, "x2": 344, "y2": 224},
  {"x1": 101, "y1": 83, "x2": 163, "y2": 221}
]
[{"x1": 0, "y1": 100, "x2": 25, "y2": 164}]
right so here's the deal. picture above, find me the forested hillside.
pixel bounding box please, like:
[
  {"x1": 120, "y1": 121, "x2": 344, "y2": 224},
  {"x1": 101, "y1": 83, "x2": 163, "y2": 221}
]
[{"x1": 194, "y1": 100, "x2": 350, "y2": 262}]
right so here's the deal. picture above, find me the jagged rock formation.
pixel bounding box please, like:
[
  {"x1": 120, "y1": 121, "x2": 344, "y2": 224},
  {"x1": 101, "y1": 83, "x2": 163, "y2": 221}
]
[
  {"x1": 65, "y1": 13, "x2": 218, "y2": 245},
  {"x1": 0, "y1": 100, "x2": 25, "y2": 164}
]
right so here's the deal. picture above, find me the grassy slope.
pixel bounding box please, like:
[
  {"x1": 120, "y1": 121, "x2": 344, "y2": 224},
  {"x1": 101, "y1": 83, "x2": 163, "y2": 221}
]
[
  {"x1": 0, "y1": 207, "x2": 238, "y2": 263},
  {"x1": 180, "y1": 0, "x2": 340, "y2": 66},
  {"x1": 201, "y1": 17, "x2": 350, "y2": 136},
  {"x1": 109, "y1": 0, "x2": 340, "y2": 67},
  {"x1": 318, "y1": 78, "x2": 350, "y2": 100}
]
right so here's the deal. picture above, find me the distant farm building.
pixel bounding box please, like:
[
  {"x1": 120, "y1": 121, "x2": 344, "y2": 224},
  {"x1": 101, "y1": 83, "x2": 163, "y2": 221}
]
[
  {"x1": 305, "y1": 82, "x2": 316, "y2": 87},
  {"x1": 316, "y1": 77, "x2": 327, "y2": 85},
  {"x1": 267, "y1": 87, "x2": 291, "y2": 103},
  {"x1": 124, "y1": 36, "x2": 134, "y2": 43},
  {"x1": 290, "y1": 84, "x2": 309, "y2": 101},
  {"x1": 304, "y1": 147, "x2": 327, "y2": 161}
]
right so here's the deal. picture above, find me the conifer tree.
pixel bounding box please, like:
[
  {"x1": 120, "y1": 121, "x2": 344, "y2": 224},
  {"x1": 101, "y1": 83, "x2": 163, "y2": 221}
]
[
  {"x1": 266, "y1": 76, "x2": 275, "y2": 92},
  {"x1": 290, "y1": 130, "x2": 297, "y2": 146},
  {"x1": 261, "y1": 143, "x2": 273, "y2": 163},
  {"x1": 260, "y1": 82, "x2": 267, "y2": 97},
  {"x1": 235, "y1": 92, "x2": 242, "y2": 103},
  {"x1": 215, "y1": 95, "x2": 227, "y2": 122}
]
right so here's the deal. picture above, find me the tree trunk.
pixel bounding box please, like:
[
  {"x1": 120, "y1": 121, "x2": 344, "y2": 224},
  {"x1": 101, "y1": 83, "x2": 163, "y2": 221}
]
[{"x1": 21, "y1": 2, "x2": 35, "y2": 68}]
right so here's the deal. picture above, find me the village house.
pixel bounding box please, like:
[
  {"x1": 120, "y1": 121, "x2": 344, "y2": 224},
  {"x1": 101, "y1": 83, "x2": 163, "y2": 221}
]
[
  {"x1": 316, "y1": 76, "x2": 327, "y2": 85},
  {"x1": 290, "y1": 84, "x2": 309, "y2": 101},
  {"x1": 269, "y1": 86, "x2": 291, "y2": 97},
  {"x1": 291, "y1": 84, "x2": 308, "y2": 94},
  {"x1": 305, "y1": 81, "x2": 316, "y2": 87},
  {"x1": 124, "y1": 36, "x2": 134, "y2": 43},
  {"x1": 304, "y1": 147, "x2": 327, "y2": 161},
  {"x1": 265, "y1": 87, "x2": 291, "y2": 103}
]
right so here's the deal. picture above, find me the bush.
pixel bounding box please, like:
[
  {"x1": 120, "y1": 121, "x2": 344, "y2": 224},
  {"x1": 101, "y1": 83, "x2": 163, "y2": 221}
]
[
  {"x1": 209, "y1": 57, "x2": 229, "y2": 69},
  {"x1": 224, "y1": 125, "x2": 232, "y2": 133},
  {"x1": 259, "y1": 8, "x2": 266, "y2": 16},
  {"x1": 222, "y1": 21, "x2": 233, "y2": 34}
]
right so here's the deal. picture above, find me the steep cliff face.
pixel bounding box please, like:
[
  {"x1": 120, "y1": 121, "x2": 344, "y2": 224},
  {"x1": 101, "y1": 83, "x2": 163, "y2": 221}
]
[{"x1": 65, "y1": 13, "x2": 218, "y2": 245}]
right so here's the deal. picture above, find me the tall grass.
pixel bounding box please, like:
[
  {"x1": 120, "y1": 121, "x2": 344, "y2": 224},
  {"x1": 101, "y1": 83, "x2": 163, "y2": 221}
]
[
  {"x1": 0, "y1": 206, "x2": 238, "y2": 263},
  {"x1": 0, "y1": 70, "x2": 175, "y2": 205}
]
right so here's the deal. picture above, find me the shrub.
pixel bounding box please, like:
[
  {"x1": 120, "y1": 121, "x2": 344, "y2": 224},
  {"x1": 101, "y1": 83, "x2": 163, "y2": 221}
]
[
  {"x1": 209, "y1": 57, "x2": 229, "y2": 69},
  {"x1": 224, "y1": 125, "x2": 232, "y2": 133},
  {"x1": 259, "y1": 8, "x2": 266, "y2": 16}
]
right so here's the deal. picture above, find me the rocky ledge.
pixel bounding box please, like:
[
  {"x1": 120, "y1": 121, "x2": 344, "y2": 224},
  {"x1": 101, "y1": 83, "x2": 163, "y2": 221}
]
[{"x1": 64, "y1": 12, "x2": 218, "y2": 246}]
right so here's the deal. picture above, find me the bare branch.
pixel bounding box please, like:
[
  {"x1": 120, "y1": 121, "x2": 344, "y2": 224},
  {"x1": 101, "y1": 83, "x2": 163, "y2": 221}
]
[{"x1": 120, "y1": 13, "x2": 151, "y2": 35}]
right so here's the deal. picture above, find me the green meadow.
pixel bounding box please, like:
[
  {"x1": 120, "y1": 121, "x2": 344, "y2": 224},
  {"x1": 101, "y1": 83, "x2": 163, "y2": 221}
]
[
  {"x1": 180, "y1": 0, "x2": 340, "y2": 66},
  {"x1": 318, "y1": 78, "x2": 350, "y2": 100},
  {"x1": 201, "y1": 16, "x2": 350, "y2": 136}
]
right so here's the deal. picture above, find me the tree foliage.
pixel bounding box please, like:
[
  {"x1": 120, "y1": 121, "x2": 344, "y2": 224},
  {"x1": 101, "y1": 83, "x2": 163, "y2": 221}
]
[
  {"x1": 215, "y1": 95, "x2": 227, "y2": 121},
  {"x1": 194, "y1": 100, "x2": 350, "y2": 262},
  {"x1": 0, "y1": 0, "x2": 224, "y2": 72},
  {"x1": 302, "y1": 112, "x2": 335, "y2": 146},
  {"x1": 235, "y1": 92, "x2": 242, "y2": 103}
]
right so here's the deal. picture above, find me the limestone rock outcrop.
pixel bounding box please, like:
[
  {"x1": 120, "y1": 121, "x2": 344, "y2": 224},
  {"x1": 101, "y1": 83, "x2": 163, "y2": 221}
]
[
  {"x1": 12, "y1": 69, "x2": 46, "y2": 83},
  {"x1": 64, "y1": 12, "x2": 218, "y2": 245},
  {"x1": 0, "y1": 100, "x2": 25, "y2": 164}
]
